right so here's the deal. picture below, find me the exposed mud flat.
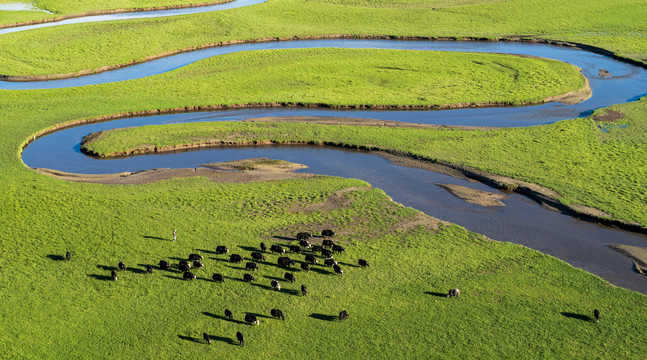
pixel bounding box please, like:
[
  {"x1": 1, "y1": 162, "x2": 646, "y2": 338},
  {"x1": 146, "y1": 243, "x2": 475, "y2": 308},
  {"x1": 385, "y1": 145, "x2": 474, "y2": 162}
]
[
  {"x1": 608, "y1": 244, "x2": 647, "y2": 275},
  {"x1": 435, "y1": 183, "x2": 506, "y2": 207},
  {"x1": 592, "y1": 110, "x2": 624, "y2": 122},
  {"x1": 201, "y1": 157, "x2": 307, "y2": 172}
]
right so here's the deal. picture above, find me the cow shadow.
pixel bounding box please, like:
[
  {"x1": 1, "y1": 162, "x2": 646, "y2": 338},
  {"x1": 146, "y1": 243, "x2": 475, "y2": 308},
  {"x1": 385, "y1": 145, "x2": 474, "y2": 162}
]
[
  {"x1": 127, "y1": 266, "x2": 147, "y2": 274},
  {"x1": 87, "y1": 274, "x2": 114, "y2": 281},
  {"x1": 46, "y1": 254, "x2": 66, "y2": 261},
  {"x1": 338, "y1": 261, "x2": 360, "y2": 268},
  {"x1": 206, "y1": 334, "x2": 237, "y2": 345},
  {"x1": 142, "y1": 235, "x2": 168, "y2": 241},
  {"x1": 96, "y1": 264, "x2": 118, "y2": 271},
  {"x1": 309, "y1": 267, "x2": 331, "y2": 276},
  {"x1": 561, "y1": 312, "x2": 592, "y2": 322},
  {"x1": 162, "y1": 274, "x2": 187, "y2": 281},
  {"x1": 424, "y1": 291, "x2": 448, "y2": 297},
  {"x1": 224, "y1": 265, "x2": 245, "y2": 271},
  {"x1": 247, "y1": 312, "x2": 273, "y2": 320},
  {"x1": 272, "y1": 236, "x2": 294, "y2": 241},
  {"x1": 177, "y1": 335, "x2": 207, "y2": 344},
  {"x1": 168, "y1": 256, "x2": 186, "y2": 261},
  {"x1": 263, "y1": 275, "x2": 285, "y2": 282},
  {"x1": 202, "y1": 312, "x2": 247, "y2": 325},
  {"x1": 238, "y1": 245, "x2": 259, "y2": 252},
  {"x1": 309, "y1": 313, "x2": 338, "y2": 321},
  {"x1": 210, "y1": 257, "x2": 235, "y2": 263},
  {"x1": 196, "y1": 248, "x2": 219, "y2": 255}
]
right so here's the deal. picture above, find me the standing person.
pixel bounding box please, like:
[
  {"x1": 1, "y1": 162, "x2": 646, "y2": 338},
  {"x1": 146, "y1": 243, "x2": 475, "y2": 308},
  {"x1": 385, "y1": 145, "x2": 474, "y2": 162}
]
[{"x1": 173, "y1": 229, "x2": 177, "y2": 242}]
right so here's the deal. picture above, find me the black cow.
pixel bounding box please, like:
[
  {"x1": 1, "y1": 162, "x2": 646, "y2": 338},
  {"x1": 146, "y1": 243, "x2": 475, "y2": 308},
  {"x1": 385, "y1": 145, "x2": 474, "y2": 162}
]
[
  {"x1": 146, "y1": 264, "x2": 153, "y2": 274},
  {"x1": 447, "y1": 288, "x2": 461, "y2": 298},
  {"x1": 189, "y1": 253, "x2": 203, "y2": 260},
  {"x1": 179, "y1": 260, "x2": 191, "y2": 270},
  {"x1": 321, "y1": 249, "x2": 333, "y2": 259},
  {"x1": 251, "y1": 252, "x2": 265, "y2": 261},
  {"x1": 193, "y1": 260, "x2": 204, "y2": 269},
  {"x1": 203, "y1": 332, "x2": 211, "y2": 345},
  {"x1": 301, "y1": 284, "x2": 307, "y2": 296},
  {"x1": 299, "y1": 239, "x2": 311, "y2": 249},
  {"x1": 296, "y1": 232, "x2": 312, "y2": 241},
  {"x1": 324, "y1": 258, "x2": 337, "y2": 267},
  {"x1": 311, "y1": 245, "x2": 323, "y2": 253},
  {"x1": 246, "y1": 262, "x2": 259, "y2": 271},
  {"x1": 212, "y1": 273, "x2": 225, "y2": 283},
  {"x1": 594, "y1": 309, "x2": 600, "y2": 322},
  {"x1": 230, "y1": 254, "x2": 244, "y2": 263},
  {"x1": 284, "y1": 272, "x2": 296, "y2": 283},
  {"x1": 236, "y1": 331, "x2": 244, "y2": 346},
  {"x1": 159, "y1": 260, "x2": 170, "y2": 270},
  {"x1": 118, "y1": 261, "x2": 126, "y2": 271},
  {"x1": 278, "y1": 257, "x2": 294, "y2": 268},
  {"x1": 179, "y1": 262, "x2": 190, "y2": 272},
  {"x1": 260, "y1": 242, "x2": 267, "y2": 252},
  {"x1": 305, "y1": 254, "x2": 318, "y2": 264},
  {"x1": 111, "y1": 270, "x2": 118, "y2": 281},
  {"x1": 270, "y1": 309, "x2": 285, "y2": 320},
  {"x1": 300, "y1": 262, "x2": 310, "y2": 272},
  {"x1": 322, "y1": 239, "x2": 335, "y2": 248},
  {"x1": 322, "y1": 229, "x2": 335, "y2": 237},
  {"x1": 271, "y1": 280, "x2": 281, "y2": 291},
  {"x1": 333, "y1": 264, "x2": 343, "y2": 275},
  {"x1": 225, "y1": 309, "x2": 233, "y2": 320},
  {"x1": 243, "y1": 273, "x2": 256, "y2": 282},
  {"x1": 216, "y1": 246, "x2": 229, "y2": 255},
  {"x1": 270, "y1": 245, "x2": 285, "y2": 254},
  {"x1": 183, "y1": 271, "x2": 196, "y2": 280},
  {"x1": 245, "y1": 314, "x2": 259, "y2": 325},
  {"x1": 358, "y1": 259, "x2": 369, "y2": 267},
  {"x1": 339, "y1": 310, "x2": 349, "y2": 321},
  {"x1": 289, "y1": 245, "x2": 301, "y2": 254},
  {"x1": 332, "y1": 245, "x2": 345, "y2": 254},
  {"x1": 65, "y1": 251, "x2": 71, "y2": 261}
]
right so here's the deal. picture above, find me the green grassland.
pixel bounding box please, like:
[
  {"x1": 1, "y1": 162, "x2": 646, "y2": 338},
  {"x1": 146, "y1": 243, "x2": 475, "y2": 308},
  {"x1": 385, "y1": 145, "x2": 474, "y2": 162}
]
[{"x1": 0, "y1": 0, "x2": 645, "y2": 75}]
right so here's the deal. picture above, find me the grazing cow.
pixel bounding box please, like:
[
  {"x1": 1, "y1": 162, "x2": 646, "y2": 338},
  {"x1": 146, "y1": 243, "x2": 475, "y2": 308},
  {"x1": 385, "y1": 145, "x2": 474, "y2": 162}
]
[
  {"x1": 183, "y1": 271, "x2": 196, "y2": 280},
  {"x1": 594, "y1": 309, "x2": 600, "y2": 322},
  {"x1": 246, "y1": 262, "x2": 259, "y2": 271},
  {"x1": 189, "y1": 253, "x2": 203, "y2": 261},
  {"x1": 243, "y1": 273, "x2": 256, "y2": 282},
  {"x1": 215, "y1": 246, "x2": 229, "y2": 255},
  {"x1": 146, "y1": 264, "x2": 153, "y2": 274},
  {"x1": 179, "y1": 260, "x2": 191, "y2": 269},
  {"x1": 225, "y1": 309, "x2": 233, "y2": 320},
  {"x1": 339, "y1": 310, "x2": 349, "y2": 321},
  {"x1": 447, "y1": 288, "x2": 461, "y2": 298},
  {"x1": 244, "y1": 314, "x2": 259, "y2": 325},
  {"x1": 285, "y1": 272, "x2": 296, "y2": 283},
  {"x1": 159, "y1": 260, "x2": 170, "y2": 270},
  {"x1": 271, "y1": 280, "x2": 281, "y2": 291},
  {"x1": 296, "y1": 232, "x2": 312, "y2": 241},
  {"x1": 179, "y1": 262, "x2": 190, "y2": 272},
  {"x1": 278, "y1": 257, "x2": 294, "y2": 268},
  {"x1": 118, "y1": 261, "x2": 126, "y2": 271},
  {"x1": 299, "y1": 239, "x2": 311, "y2": 249},
  {"x1": 251, "y1": 252, "x2": 265, "y2": 261},
  {"x1": 289, "y1": 245, "x2": 302, "y2": 254},
  {"x1": 301, "y1": 284, "x2": 307, "y2": 297},
  {"x1": 322, "y1": 229, "x2": 335, "y2": 237},
  {"x1": 270, "y1": 309, "x2": 285, "y2": 320},
  {"x1": 236, "y1": 331, "x2": 244, "y2": 346},
  {"x1": 212, "y1": 273, "x2": 225, "y2": 283},
  {"x1": 324, "y1": 258, "x2": 337, "y2": 267},
  {"x1": 333, "y1": 264, "x2": 343, "y2": 275},
  {"x1": 65, "y1": 251, "x2": 71, "y2": 261},
  {"x1": 332, "y1": 245, "x2": 346, "y2": 254},
  {"x1": 270, "y1": 245, "x2": 285, "y2": 254},
  {"x1": 230, "y1": 254, "x2": 244, "y2": 263},
  {"x1": 311, "y1": 245, "x2": 323, "y2": 253},
  {"x1": 358, "y1": 259, "x2": 369, "y2": 267},
  {"x1": 260, "y1": 242, "x2": 267, "y2": 252},
  {"x1": 321, "y1": 249, "x2": 333, "y2": 259},
  {"x1": 322, "y1": 239, "x2": 335, "y2": 248},
  {"x1": 111, "y1": 270, "x2": 118, "y2": 281},
  {"x1": 193, "y1": 260, "x2": 204, "y2": 269},
  {"x1": 203, "y1": 332, "x2": 211, "y2": 345},
  {"x1": 300, "y1": 262, "x2": 310, "y2": 272},
  {"x1": 305, "y1": 254, "x2": 318, "y2": 264}
]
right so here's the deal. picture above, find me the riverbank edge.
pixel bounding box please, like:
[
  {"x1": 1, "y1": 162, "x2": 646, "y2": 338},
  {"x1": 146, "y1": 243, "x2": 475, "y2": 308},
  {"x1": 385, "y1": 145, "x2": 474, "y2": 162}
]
[
  {"x1": 62, "y1": 122, "x2": 645, "y2": 234},
  {"x1": 0, "y1": 0, "x2": 235, "y2": 29},
  {"x1": 1, "y1": 34, "x2": 643, "y2": 80}
]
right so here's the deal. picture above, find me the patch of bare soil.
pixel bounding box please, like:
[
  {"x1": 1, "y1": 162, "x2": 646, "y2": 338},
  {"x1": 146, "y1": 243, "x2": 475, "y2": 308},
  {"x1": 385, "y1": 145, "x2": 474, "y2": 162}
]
[
  {"x1": 608, "y1": 244, "x2": 647, "y2": 275},
  {"x1": 201, "y1": 157, "x2": 307, "y2": 172},
  {"x1": 290, "y1": 186, "x2": 371, "y2": 213},
  {"x1": 244, "y1": 116, "x2": 497, "y2": 131},
  {"x1": 598, "y1": 69, "x2": 612, "y2": 77},
  {"x1": 435, "y1": 183, "x2": 506, "y2": 207},
  {"x1": 592, "y1": 110, "x2": 624, "y2": 122}
]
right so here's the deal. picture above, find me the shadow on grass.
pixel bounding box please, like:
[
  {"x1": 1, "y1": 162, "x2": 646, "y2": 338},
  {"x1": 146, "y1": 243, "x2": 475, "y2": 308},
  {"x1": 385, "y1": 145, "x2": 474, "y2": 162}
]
[
  {"x1": 338, "y1": 261, "x2": 360, "y2": 268},
  {"x1": 263, "y1": 275, "x2": 284, "y2": 282},
  {"x1": 272, "y1": 236, "x2": 295, "y2": 241},
  {"x1": 96, "y1": 264, "x2": 118, "y2": 271},
  {"x1": 561, "y1": 312, "x2": 592, "y2": 322},
  {"x1": 127, "y1": 267, "x2": 147, "y2": 274},
  {"x1": 143, "y1": 235, "x2": 168, "y2": 241},
  {"x1": 425, "y1": 291, "x2": 447, "y2": 297},
  {"x1": 309, "y1": 313, "x2": 338, "y2": 321},
  {"x1": 178, "y1": 335, "x2": 207, "y2": 345},
  {"x1": 224, "y1": 264, "x2": 245, "y2": 271},
  {"x1": 247, "y1": 312, "x2": 272, "y2": 320},
  {"x1": 238, "y1": 245, "x2": 259, "y2": 252},
  {"x1": 196, "y1": 248, "x2": 218, "y2": 255},
  {"x1": 87, "y1": 274, "x2": 114, "y2": 281},
  {"x1": 310, "y1": 267, "x2": 331, "y2": 276},
  {"x1": 46, "y1": 254, "x2": 66, "y2": 261},
  {"x1": 207, "y1": 334, "x2": 237, "y2": 345},
  {"x1": 202, "y1": 312, "x2": 247, "y2": 325}
]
